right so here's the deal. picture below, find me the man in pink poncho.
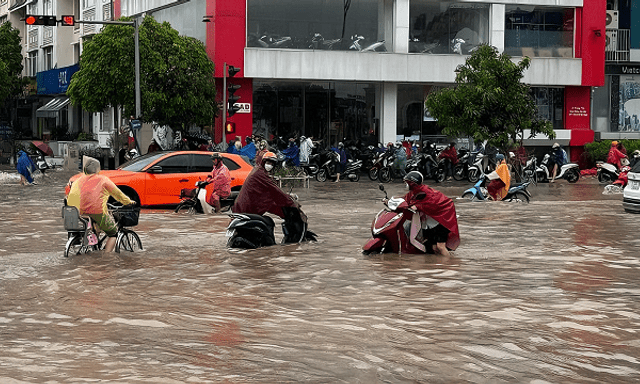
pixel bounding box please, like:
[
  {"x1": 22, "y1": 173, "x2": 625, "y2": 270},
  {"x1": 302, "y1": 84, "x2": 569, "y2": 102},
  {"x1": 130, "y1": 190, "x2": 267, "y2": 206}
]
[{"x1": 205, "y1": 152, "x2": 231, "y2": 213}]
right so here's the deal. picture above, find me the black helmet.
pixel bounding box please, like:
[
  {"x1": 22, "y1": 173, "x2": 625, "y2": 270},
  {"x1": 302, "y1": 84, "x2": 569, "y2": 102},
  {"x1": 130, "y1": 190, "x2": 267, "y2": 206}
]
[
  {"x1": 211, "y1": 152, "x2": 223, "y2": 160},
  {"x1": 403, "y1": 171, "x2": 423, "y2": 185}
]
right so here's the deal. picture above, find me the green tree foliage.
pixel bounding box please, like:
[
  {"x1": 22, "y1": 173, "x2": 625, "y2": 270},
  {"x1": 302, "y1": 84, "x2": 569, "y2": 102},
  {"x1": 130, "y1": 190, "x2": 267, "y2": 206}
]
[
  {"x1": 67, "y1": 16, "x2": 217, "y2": 130},
  {"x1": 425, "y1": 45, "x2": 554, "y2": 152},
  {"x1": 0, "y1": 22, "x2": 24, "y2": 104},
  {"x1": 584, "y1": 140, "x2": 640, "y2": 163}
]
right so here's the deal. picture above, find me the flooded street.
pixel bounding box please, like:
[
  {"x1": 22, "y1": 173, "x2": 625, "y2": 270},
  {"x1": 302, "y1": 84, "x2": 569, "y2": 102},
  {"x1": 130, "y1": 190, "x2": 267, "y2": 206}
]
[{"x1": 1, "y1": 170, "x2": 640, "y2": 383}]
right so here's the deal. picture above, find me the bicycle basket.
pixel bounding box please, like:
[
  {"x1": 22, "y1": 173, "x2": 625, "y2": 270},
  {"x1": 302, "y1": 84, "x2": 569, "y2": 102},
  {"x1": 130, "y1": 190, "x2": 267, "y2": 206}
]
[{"x1": 113, "y1": 207, "x2": 140, "y2": 227}]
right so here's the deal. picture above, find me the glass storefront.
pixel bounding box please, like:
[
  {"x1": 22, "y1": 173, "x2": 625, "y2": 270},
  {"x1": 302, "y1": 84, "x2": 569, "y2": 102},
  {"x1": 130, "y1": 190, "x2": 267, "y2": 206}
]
[
  {"x1": 505, "y1": 6, "x2": 574, "y2": 58},
  {"x1": 247, "y1": 0, "x2": 386, "y2": 52},
  {"x1": 530, "y1": 87, "x2": 564, "y2": 130},
  {"x1": 616, "y1": 75, "x2": 640, "y2": 132},
  {"x1": 409, "y1": 1, "x2": 489, "y2": 54},
  {"x1": 252, "y1": 81, "x2": 380, "y2": 147}
]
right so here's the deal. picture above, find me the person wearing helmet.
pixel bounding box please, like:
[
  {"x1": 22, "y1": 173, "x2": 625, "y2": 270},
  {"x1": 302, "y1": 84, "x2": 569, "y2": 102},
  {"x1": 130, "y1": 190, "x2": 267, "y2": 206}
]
[
  {"x1": 204, "y1": 152, "x2": 231, "y2": 213},
  {"x1": 392, "y1": 141, "x2": 407, "y2": 177},
  {"x1": 486, "y1": 154, "x2": 510, "y2": 200},
  {"x1": 233, "y1": 151, "x2": 301, "y2": 219},
  {"x1": 67, "y1": 156, "x2": 135, "y2": 252},
  {"x1": 438, "y1": 142, "x2": 458, "y2": 181},
  {"x1": 399, "y1": 171, "x2": 459, "y2": 256},
  {"x1": 550, "y1": 142, "x2": 568, "y2": 182},
  {"x1": 606, "y1": 140, "x2": 628, "y2": 170}
]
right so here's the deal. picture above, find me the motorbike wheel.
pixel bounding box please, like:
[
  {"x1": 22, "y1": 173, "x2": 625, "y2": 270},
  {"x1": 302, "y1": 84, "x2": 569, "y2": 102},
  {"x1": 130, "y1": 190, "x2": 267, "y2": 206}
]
[
  {"x1": 566, "y1": 169, "x2": 580, "y2": 184},
  {"x1": 368, "y1": 168, "x2": 379, "y2": 181},
  {"x1": 521, "y1": 170, "x2": 533, "y2": 184},
  {"x1": 468, "y1": 169, "x2": 480, "y2": 183},
  {"x1": 597, "y1": 170, "x2": 613, "y2": 184},
  {"x1": 509, "y1": 192, "x2": 530, "y2": 203},
  {"x1": 462, "y1": 192, "x2": 475, "y2": 201},
  {"x1": 453, "y1": 165, "x2": 465, "y2": 181},
  {"x1": 379, "y1": 168, "x2": 392, "y2": 183},
  {"x1": 435, "y1": 170, "x2": 446, "y2": 183},
  {"x1": 316, "y1": 169, "x2": 327, "y2": 182},
  {"x1": 349, "y1": 172, "x2": 360, "y2": 182}
]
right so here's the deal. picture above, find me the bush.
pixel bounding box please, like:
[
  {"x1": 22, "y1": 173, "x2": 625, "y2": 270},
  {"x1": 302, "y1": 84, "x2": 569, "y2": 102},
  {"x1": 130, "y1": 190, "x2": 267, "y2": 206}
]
[{"x1": 584, "y1": 140, "x2": 640, "y2": 163}]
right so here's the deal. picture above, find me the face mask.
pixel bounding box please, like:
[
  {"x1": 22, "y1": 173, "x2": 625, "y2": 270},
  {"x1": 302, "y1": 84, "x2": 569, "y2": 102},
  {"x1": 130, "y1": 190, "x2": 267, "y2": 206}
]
[{"x1": 265, "y1": 164, "x2": 274, "y2": 172}]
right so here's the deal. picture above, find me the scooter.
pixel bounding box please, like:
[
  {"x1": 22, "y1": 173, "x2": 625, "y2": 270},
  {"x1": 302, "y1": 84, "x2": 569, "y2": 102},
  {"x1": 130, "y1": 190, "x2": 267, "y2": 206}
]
[
  {"x1": 596, "y1": 162, "x2": 621, "y2": 184},
  {"x1": 362, "y1": 184, "x2": 433, "y2": 255},
  {"x1": 35, "y1": 153, "x2": 52, "y2": 176},
  {"x1": 226, "y1": 206, "x2": 317, "y2": 249},
  {"x1": 301, "y1": 152, "x2": 321, "y2": 177},
  {"x1": 316, "y1": 151, "x2": 362, "y2": 182},
  {"x1": 461, "y1": 176, "x2": 532, "y2": 203},
  {"x1": 174, "y1": 180, "x2": 237, "y2": 214},
  {"x1": 536, "y1": 153, "x2": 580, "y2": 183},
  {"x1": 467, "y1": 152, "x2": 491, "y2": 183},
  {"x1": 406, "y1": 152, "x2": 446, "y2": 183},
  {"x1": 349, "y1": 35, "x2": 386, "y2": 52},
  {"x1": 368, "y1": 151, "x2": 392, "y2": 180}
]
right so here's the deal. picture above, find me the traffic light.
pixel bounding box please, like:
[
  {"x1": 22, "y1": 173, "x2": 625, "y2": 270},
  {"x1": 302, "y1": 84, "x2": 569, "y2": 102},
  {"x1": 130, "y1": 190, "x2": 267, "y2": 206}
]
[
  {"x1": 25, "y1": 15, "x2": 57, "y2": 26},
  {"x1": 225, "y1": 121, "x2": 236, "y2": 134},
  {"x1": 226, "y1": 65, "x2": 241, "y2": 117},
  {"x1": 61, "y1": 15, "x2": 75, "y2": 26}
]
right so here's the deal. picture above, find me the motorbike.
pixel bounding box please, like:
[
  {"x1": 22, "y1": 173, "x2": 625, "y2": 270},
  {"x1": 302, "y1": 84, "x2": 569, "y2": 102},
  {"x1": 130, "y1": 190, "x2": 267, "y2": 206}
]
[
  {"x1": 316, "y1": 150, "x2": 362, "y2": 182},
  {"x1": 368, "y1": 150, "x2": 392, "y2": 180},
  {"x1": 174, "y1": 180, "x2": 237, "y2": 214},
  {"x1": 520, "y1": 155, "x2": 539, "y2": 185},
  {"x1": 461, "y1": 176, "x2": 532, "y2": 203},
  {"x1": 34, "y1": 153, "x2": 52, "y2": 176},
  {"x1": 452, "y1": 149, "x2": 471, "y2": 181},
  {"x1": 466, "y1": 152, "x2": 492, "y2": 183},
  {"x1": 301, "y1": 151, "x2": 321, "y2": 177},
  {"x1": 309, "y1": 33, "x2": 341, "y2": 50},
  {"x1": 406, "y1": 152, "x2": 446, "y2": 183},
  {"x1": 596, "y1": 161, "x2": 621, "y2": 184},
  {"x1": 362, "y1": 184, "x2": 434, "y2": 255},
  {"x1": 536, "y1": 153, "x2": 580, "y2": 183},
  {"x1": 226, "y1": 206, "x2": 317, "y2": 249},
  {"x1": 378, "y1": 153, "x2": 407, "y2": 183}
]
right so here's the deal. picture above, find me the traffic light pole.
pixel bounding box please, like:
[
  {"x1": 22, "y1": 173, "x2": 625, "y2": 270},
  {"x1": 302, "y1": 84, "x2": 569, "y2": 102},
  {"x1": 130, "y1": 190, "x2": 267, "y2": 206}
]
[
  {"x1": 74, "y1": 19, "x2": 141, "y2": 119},
  {"x1": 222, "y1": 62, "x2": 227, "y2": 144}
]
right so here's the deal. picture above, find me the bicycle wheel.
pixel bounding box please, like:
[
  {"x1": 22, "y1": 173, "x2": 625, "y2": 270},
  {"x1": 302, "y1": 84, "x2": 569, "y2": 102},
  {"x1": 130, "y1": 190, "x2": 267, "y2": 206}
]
[
  {"x1": 115, "y1": 229, "x2": 143, "y2": 253},
  {"x1": 64, "y1": 233, "x2": 83, "y2": 257}
]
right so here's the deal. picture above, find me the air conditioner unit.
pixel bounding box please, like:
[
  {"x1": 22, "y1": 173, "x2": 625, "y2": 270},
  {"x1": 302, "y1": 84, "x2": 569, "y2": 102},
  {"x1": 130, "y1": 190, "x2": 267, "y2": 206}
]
[
  {"x1": 606, "y1": 29, "x2": 618, "y2": 52},
  {"x1": 606, "y1": 10, "x2": 619, "y2": 29}
]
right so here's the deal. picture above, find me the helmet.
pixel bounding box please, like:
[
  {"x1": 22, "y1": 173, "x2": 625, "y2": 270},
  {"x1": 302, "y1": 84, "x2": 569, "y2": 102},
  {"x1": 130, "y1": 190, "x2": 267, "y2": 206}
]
[
  {"x1": 612, "y1": 141, "x2": 619, "y2": 146},
  {"x1": 395, "y1": 141, "x2": 402, "y2": 148},
  {"x1": 211, "y1": 152, "x2": 223, "y2": 160},
  {"x1": 509, "y1": 151, "x2": 515, "y2": 158},
  {"x1": 262, "y1": 151, "x2": 277, "y2": 164},
  {"x1": 403, "y1": 171, "x2": 423, "y2": 185},
  {"x1": 552, "y1": 142, "x2": 560, "y2": 149},
  {"x1": 338, "y1": 142, "x2": 344, "y2": 149},
  {"x1": 300, "y1": 136, "x2": 306, "y2": 141},
  {"x1": 496, "y1": 153, "x2": 505, "y2": 161}
]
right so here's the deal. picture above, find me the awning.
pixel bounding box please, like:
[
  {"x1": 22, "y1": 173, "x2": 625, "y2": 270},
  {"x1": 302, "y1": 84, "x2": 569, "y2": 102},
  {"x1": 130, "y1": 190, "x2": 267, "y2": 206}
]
[
  {"x1": 8, "y1": 0, "x2": 36, "y2": 12},
  {"x1": 36, "y1": 96, "x2": 70, "y2": 118}
]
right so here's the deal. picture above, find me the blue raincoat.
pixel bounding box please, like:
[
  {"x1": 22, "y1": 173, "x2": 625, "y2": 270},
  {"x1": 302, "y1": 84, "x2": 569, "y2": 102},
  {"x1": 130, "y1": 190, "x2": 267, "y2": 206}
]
[{"x1": 17, "y1": 150, "x2": 36, "y2": 183}]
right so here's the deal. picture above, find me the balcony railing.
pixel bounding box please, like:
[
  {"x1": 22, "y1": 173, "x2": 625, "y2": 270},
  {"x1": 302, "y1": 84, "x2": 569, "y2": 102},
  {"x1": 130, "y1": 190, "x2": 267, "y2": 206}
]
[{"x1": 606, "y1": 28, "x2": 630, "y2": 62}]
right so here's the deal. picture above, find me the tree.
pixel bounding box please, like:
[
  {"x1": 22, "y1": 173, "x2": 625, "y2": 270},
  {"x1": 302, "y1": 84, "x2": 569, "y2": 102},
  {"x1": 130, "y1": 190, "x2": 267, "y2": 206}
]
[
  {"x1": 425, "y1": 45, "x2": 554, "y2": 152},
  {"x1": 0, "y1": 21, "x2": 24, "y2": 113},
  {"x1": 67, "y1": 15, "x2": 218, "y2": 131}
]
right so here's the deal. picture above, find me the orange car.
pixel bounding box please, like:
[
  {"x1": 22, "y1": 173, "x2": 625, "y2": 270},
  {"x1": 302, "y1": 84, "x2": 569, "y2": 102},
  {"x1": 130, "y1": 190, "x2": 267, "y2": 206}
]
[{"x1": 65, "y1": 151, "x2": 253, "y2": 207}]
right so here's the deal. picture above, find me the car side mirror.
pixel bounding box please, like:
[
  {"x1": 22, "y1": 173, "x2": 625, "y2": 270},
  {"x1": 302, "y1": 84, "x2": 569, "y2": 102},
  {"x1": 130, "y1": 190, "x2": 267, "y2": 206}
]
[{"x1": 147, "y1": 165, "x2": 163, "y2": 174}]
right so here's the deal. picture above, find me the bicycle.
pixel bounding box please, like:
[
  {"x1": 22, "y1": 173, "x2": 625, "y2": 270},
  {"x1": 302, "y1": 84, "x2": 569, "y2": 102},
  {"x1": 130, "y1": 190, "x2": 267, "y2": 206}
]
[{"x1": 62, "y1": 203, "x2": 143, "y2": 257}]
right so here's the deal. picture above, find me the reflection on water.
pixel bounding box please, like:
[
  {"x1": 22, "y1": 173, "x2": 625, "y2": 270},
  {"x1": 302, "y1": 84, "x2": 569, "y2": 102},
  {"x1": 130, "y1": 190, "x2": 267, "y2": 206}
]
[{"x1": 1, "y1": 179, "x2": 640, "y2": 382}]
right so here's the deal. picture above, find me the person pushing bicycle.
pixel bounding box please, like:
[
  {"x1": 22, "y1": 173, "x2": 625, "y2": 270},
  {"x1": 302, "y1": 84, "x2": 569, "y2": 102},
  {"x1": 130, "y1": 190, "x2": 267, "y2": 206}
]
[{"x1": 66, "y1": 156, "x2": 136, "y2": 252}]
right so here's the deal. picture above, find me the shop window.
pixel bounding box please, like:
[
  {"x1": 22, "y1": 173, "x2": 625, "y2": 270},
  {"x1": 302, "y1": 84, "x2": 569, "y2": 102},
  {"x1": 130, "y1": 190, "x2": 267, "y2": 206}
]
[
  {"x1": 505, "y1": 6, "x2": 574, "y2": 58},
  {"x1": 43, "y1": 47, "x2": 53, "y2": 71},
  {"x1": 247, "y1": 0, "x2": 386, "y2": 52},
  {"x1": 27, "y1": 51, "x2": 38, "y2": 77},
  {"x1": 409, "y1": 1, "x2": 489, "y2": 55},
  {"x1": 617, "y1": 75, "x2": 640, "y2": 132}
]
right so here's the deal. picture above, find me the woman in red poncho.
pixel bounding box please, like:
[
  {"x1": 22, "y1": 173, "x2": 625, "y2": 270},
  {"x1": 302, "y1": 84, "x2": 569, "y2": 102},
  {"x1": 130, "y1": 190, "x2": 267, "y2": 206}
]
[
  {"x1": 607, "y1": 141, "x2": 628, "y2": 169},
  {"x1": 402, "y1": 171, "x2": 460, "y2": 256},
  {"x1": 205, "y1": 152, "x2": 231, "y2": 213}
]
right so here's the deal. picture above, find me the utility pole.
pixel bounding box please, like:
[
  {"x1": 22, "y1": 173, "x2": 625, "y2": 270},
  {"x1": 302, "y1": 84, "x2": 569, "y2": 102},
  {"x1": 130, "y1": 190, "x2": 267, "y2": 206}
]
[{"x1": 222, "y1": 62, "x2": 227, "y2": 144}]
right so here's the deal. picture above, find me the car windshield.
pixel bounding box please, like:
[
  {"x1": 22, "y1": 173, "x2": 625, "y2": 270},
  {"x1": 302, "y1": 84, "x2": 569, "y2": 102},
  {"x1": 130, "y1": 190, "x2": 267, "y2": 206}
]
[{"x1": 119, "y1": 152, "x2": 168, "y2": 172}]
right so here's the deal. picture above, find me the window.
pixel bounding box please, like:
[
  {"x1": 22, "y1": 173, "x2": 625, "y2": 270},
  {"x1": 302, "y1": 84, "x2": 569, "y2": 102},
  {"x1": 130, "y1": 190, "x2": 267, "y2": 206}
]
[
  {"x1": 505, "y1": 6, "x2": 574, "y2": 58},
  {"x1": 410, "y1": 1, "x2": 490, "y2": 54},
  {"x1": 531, "y1": 87, "x2": 564, "y2": 129},
  {"x1": 156, "y1": 155, "x2": 189, "y2": 174},
  {"x1": 247, "y1": 0, "x2": 386, "y2": 52},
  {"x1": 43, "y1": 47, "x2": 53, "y2": 71},
  {"x1": 0, "y1": 15, "x2": 7, "y2": 25},
  {"x1": 27, "y1": 51, "x2": 38, "y2": 77},
  {"x1": 43, "y1": 0, "x2": 52, "y2": 14}
]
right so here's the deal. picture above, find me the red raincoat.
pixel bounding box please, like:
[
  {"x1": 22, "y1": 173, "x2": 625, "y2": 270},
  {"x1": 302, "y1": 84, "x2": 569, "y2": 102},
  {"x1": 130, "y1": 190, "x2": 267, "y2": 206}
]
[
  {"x1": 232, "y1": 164, "x2": 300, "y2": 219},
  {"x1": 206, "y1": 163, "x2": 231, "y2": 205},
  {"x1": 404, "y1": 184, "x2": 460, "y2": 250}
]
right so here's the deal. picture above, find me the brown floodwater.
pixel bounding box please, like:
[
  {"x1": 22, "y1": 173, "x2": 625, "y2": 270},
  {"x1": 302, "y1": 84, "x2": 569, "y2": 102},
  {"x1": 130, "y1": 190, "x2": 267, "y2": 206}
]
[{"x1": 1, "y1": 169, "x2": 639, "y2": 383}]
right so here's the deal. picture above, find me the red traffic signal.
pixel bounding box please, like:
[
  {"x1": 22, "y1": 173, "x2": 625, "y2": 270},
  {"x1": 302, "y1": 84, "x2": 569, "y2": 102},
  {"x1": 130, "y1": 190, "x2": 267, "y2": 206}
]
[
  {"x1": 225, "y1": 122, "x2": 236, "y2": 134},
  {"x1": 25, "y1": 15, "x2": 57, "y2": 26},
  {"x1": 61, "y1": 15, "x2": 75, "y2": 26}
]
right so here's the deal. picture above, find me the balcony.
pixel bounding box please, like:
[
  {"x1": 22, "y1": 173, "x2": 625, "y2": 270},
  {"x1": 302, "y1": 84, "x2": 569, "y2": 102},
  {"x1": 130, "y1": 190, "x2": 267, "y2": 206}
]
[{"x1": 606, "y1": 28, "x2": 630, "y2": 62}]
